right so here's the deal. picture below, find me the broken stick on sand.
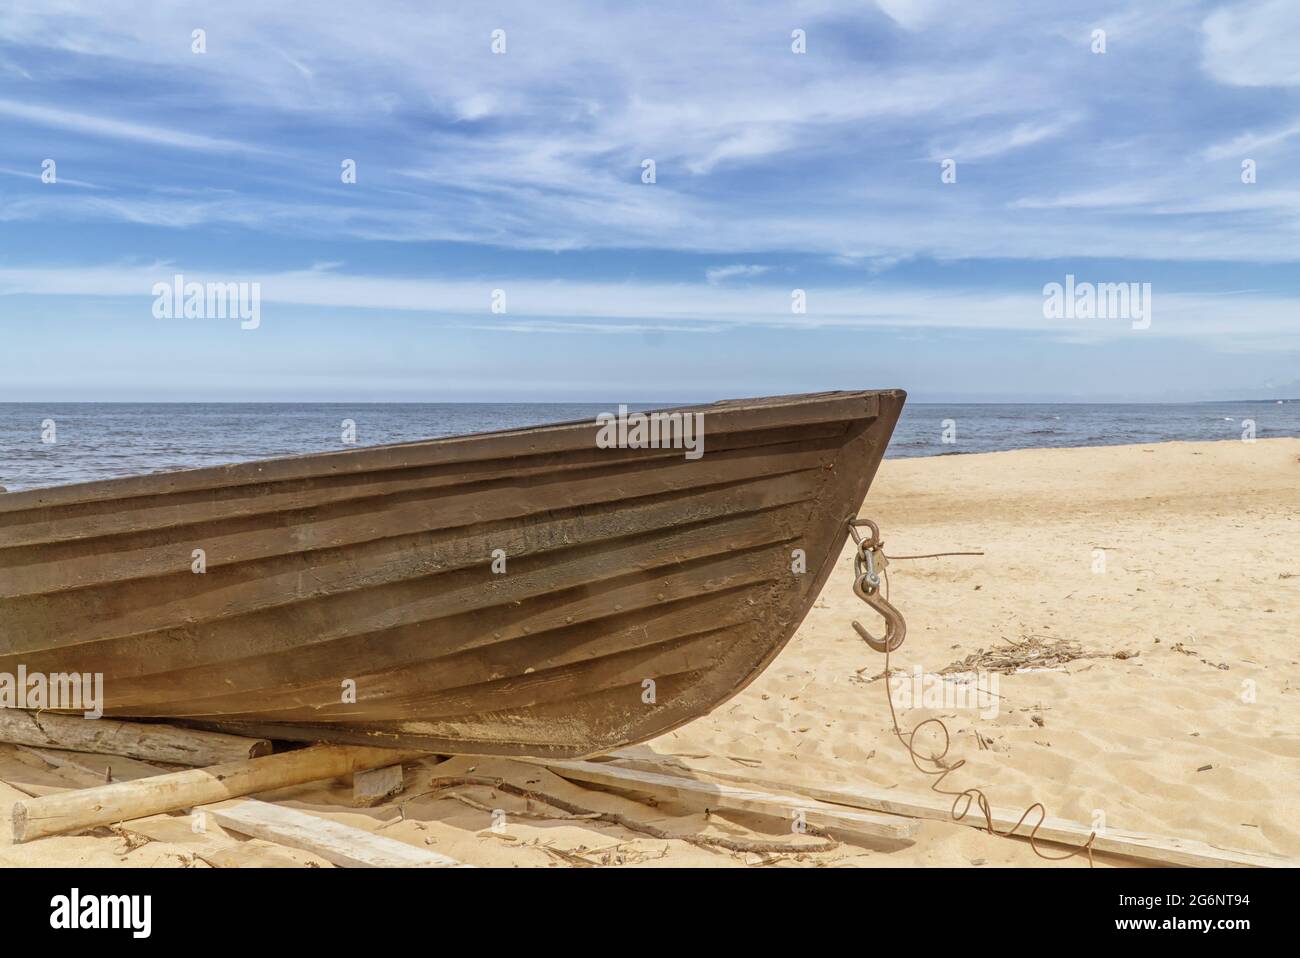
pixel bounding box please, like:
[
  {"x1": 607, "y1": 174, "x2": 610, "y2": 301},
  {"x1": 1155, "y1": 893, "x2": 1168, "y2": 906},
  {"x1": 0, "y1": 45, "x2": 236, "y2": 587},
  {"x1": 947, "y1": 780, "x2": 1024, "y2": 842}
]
[
  {"x1": 9, "y1": 744, "x2": 426, "y2": 843},
  {"x1": 0, "y1": 709, "x2": 271, "y2": 767}
]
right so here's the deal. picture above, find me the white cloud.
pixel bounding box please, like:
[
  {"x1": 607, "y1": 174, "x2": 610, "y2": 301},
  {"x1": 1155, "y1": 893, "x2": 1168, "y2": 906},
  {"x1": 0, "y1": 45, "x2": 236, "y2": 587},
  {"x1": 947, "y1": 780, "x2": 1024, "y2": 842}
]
[
  {"x1": 705, "y1": 264, "x2": 771, "y2": 284},
  {"x1": 0, "y1": 98, "x2": 264, "y2": 154},
  {"x1": 1202, "y1": 0, "x2": 1300, "y2": 87},
  {"x1": 1009, "y1": 185, "x2": 1166, "y2": 211},
  {"x1": 875, "y1": 0, "x2": 948, "y2": 31},
  {"x1": 0, "y1": 165, "x2": 101, "y2": 189},
  {"x1": 929, "y1": 115, "x2": 1079, "y2": 162},
  {"x1": 455, "y1": 94, "x2": 498, "y2": 121},
  {"x1": 2, "y1": 262, "x2": 1297, "y2": 342},
  {"x1": 0, "y1": 1, "x2": 1296, "y2": 268},
  {"x1": 1202, "y1": 119, "x2": 1300, "y2": 160}
]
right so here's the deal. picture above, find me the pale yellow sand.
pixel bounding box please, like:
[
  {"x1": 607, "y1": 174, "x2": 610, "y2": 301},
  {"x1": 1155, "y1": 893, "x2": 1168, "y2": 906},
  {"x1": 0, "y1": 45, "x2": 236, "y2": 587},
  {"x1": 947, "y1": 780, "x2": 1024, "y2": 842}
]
[
  {"x1": 650, "y1": 435, "x2": 1300, "y2": 866},
  {"x1": 4, "y1": 438, "x2": 1297, "y2": 867}
]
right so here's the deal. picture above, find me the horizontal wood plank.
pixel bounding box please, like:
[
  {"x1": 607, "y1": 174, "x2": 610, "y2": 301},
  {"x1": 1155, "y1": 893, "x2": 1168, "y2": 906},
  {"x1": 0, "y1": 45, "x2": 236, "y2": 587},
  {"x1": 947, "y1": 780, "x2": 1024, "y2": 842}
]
[
  {"x1": 543, "y1": 759, "x2": 920, "y2": 843},
  {"x1": 209, "y1": 799, "x2": 466, "y2": 867}
]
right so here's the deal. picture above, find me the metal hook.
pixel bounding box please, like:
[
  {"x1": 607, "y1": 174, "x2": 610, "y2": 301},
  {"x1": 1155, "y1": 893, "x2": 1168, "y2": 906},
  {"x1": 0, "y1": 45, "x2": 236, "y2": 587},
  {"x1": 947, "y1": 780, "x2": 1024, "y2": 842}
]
[
  {"x1": 847, "y1": 516, "x2": 882, "y2": 550},
  {"x1": 846, "y1": 514, "x2": 907, "y2": 652},
  {"x1": 851, "y1": 574, "x2": 907, "y2": 653}
]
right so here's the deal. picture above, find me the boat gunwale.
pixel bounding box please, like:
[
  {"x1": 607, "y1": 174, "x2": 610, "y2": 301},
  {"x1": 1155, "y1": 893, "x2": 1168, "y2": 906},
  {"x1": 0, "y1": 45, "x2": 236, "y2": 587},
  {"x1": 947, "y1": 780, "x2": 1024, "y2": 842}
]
[
  {"x1": 0, "y1": 390, "x2": 898, "y2": 512},
  {"x1": 0, "y1": 424, "x2": 853, "y2": 550}
]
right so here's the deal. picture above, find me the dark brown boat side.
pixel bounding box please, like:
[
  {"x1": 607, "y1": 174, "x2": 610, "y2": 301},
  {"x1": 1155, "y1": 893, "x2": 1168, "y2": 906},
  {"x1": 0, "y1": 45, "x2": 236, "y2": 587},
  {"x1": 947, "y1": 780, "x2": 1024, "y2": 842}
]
[{"x1": 0, "y1": 390, "x2": 905, "y2": 758}]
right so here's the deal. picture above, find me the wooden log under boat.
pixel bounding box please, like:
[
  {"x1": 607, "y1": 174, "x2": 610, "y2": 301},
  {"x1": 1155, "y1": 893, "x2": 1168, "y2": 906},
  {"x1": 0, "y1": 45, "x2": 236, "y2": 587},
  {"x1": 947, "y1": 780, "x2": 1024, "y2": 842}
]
[{"x1": 0, "y1": 390, "x2": 905, "y2": 758}]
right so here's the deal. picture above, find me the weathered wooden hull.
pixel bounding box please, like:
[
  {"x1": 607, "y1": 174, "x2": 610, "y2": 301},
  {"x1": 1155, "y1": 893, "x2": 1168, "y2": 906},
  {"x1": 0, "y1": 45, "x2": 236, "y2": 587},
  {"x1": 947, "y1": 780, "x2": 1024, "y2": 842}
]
[{"x1": 0, "y1": 391, "x2": 905, "y2": 757}]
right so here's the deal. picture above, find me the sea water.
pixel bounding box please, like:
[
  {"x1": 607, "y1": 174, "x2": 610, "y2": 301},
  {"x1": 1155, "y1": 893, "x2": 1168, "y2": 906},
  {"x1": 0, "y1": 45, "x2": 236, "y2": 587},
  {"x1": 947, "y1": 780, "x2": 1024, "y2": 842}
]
[{"x1": 0, "y1": 400, "x2": 1296, "y2": 493}]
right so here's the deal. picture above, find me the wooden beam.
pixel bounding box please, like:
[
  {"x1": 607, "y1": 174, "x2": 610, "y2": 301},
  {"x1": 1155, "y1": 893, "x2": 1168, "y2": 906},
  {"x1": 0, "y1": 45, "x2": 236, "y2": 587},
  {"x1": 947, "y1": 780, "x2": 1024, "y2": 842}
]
[
  {"x1": 10, "y1": 744, "x2": 427, "y2": 843},
  {"x1": 19, "y1": 745, "x2": 179, "y2": 784},
  {"x1": 209, "y1": 799, "x2": 466, "y2": 867},
  {"x1": 352, "y1": 764, "x2": 405, "y2": 808},
  {"x1": 542, "y1": 759, "x2": 919, "y2": 843},
  {"x1": 603, "y1": 752, "x2": 1294, "y2": 869},
  {"x1": 0, "y1": 710, "x2": 270, "y2": 766},
  {"x1": 4, "y1": 746, "x2": 329, "y2": 866},
  {"x1": 120, "y1": 814, "x2": 332, "y2": 868}
]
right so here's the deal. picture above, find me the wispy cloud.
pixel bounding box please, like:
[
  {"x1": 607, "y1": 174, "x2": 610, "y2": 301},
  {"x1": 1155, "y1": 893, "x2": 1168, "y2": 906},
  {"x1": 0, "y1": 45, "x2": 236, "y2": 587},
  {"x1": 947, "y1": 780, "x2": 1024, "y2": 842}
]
[
  {"x1": 929, "y1": 115, "x2": 1080, "y2": 162},
  {"x1": 706, "y1": 264, "x2": 771, "y2": 285},
  {"x1": 2, "y1": 262, "x2": 1297, "y2": 342},
  {"x1": 1, "y1": 1, "x2": 1298, "y2": 401},
  {"x1": 0, "y1": 98, "x2": 264, "y2": 154},
  {"x1": 0, "y1": 165, "x2": 102, "y2": 189},
  {"x1": 1202, "y1": 0, "x2": 1300, "y2": 87},
  {"x1": 7, "y1": 1, "x2": 1259, "y2": 261},
  {"x1": 1202, "y1": 119, "x2": 1300, "y2": 160}
]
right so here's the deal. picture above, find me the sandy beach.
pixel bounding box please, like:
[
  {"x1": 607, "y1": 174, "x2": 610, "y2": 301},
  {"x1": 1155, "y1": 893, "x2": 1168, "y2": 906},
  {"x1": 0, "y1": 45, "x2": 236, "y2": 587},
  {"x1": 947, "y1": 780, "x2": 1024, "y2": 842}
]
[{"x1": 3, "y1": 436, "x2": 1297, "y2": 868}]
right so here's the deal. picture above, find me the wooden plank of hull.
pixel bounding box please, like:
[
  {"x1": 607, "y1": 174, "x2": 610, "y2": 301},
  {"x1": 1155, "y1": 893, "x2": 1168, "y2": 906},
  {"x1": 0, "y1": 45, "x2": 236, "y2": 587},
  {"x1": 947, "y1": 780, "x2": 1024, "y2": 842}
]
[
  {"x1": 0, "y1": 421, "x2": 851, "y2": 553},
  {"x1": 0, "y1": 443, "x2": 830, "y2": 635},
  {"x1": 0, "y1": 390, "x2": 905, "y2": 758},
  {"x1": 1, "y1": 477, "x2": 813, "y2": 671},
  {"x1": 100, "y1": 582, "x2": 763, "y2": 716},
  {"x1": 0, "y1": 392, "x2": 878, "y2": 514}
]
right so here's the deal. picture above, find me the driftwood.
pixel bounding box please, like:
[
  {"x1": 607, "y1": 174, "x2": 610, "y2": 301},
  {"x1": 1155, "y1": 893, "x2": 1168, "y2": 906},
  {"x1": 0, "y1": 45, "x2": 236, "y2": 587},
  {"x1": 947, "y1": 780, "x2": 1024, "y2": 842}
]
[
  {"x1": 210, "y1": 799, "x2": 465, "y2": 867},
  {"x1": 17, "y1": 745, "x2": 179, "y2": 785},
  {"x1": 352, "y1": 764, "x2": 406, "y2": 807},
  {"x1": 605, "y1": 752, "x2": 1295, "y2": 869},
  {"x1": 5, "y1": 746, "x2": 326, "y2": 866},
  {"x1": 120, "y1": 814, "x2": 322, "y2": 868},
  {"x1": 0, "y1": 709, "x2": 270, "y2": 766},
  {"x1": 426, "y1": 775, "x2": 838, "y2": 855},
  {"x1": 541, "y1": 759, "x2": 919, "y2": 844},
  {"x1": 10, "y1": 744, "x2": 427, "y2": 843}
]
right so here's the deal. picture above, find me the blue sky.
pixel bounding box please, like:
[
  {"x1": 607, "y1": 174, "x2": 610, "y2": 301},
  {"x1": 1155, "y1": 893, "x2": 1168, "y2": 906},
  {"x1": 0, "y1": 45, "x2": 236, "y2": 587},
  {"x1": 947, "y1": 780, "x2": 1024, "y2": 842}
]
[{"x1": 0, "y1": 0, "x2": 1298, "y2": 402}]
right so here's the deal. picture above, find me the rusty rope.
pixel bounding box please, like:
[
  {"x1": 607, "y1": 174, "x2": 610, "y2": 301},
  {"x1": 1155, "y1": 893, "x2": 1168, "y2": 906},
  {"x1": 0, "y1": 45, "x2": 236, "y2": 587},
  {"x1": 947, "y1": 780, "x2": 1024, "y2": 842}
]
[
  {"x1": 850, "y1": 517, "x2": 1097, "y2": 866},
  {"x1": 885, "y1": 551, "x2": 985, "y2": 560}
]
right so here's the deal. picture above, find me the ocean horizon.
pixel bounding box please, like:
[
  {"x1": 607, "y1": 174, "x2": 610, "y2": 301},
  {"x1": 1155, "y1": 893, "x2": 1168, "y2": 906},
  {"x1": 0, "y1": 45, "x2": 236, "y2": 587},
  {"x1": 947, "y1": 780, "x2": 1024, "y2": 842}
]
[{"x1": 2, "y1": 399, "x2": 1296, "y2": 493}]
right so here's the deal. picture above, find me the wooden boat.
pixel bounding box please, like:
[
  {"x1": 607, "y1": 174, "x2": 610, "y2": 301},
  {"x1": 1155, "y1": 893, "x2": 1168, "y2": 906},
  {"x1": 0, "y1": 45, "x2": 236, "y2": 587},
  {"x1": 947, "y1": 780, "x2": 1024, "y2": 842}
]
[{"x1": 0, "y1": 390, "x2": 905, "y2": 758}]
